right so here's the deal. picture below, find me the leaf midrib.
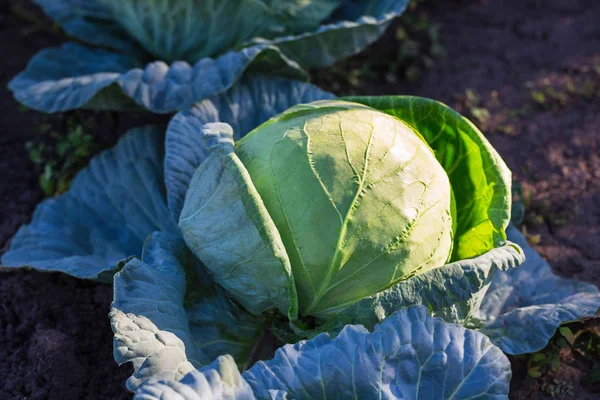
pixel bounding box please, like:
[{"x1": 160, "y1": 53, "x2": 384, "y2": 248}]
[{"x1": 305, "y1": 118, "x2": 376, "y2": 315}]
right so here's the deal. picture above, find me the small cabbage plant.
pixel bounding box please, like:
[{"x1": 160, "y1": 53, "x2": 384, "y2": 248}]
[
  {"x1": 3, "y1": 76, "x2": 599, "y2": 399},
  {"x1": 9, "y1": 0, "x2": 409, "y2": 114}
]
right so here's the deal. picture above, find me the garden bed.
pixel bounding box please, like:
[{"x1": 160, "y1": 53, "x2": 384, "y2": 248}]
[{"x1": 1, "y1": 0, "x2": 598, "y2": 398}]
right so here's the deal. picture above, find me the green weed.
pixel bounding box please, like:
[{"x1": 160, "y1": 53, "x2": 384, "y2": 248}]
[
  {"x1": 526, "y1": 320, "x2": 600, "y2": 398},
  {"x1": 26, "y1": 115, "x2": 97, "y2": 197},
  {"x1": 455, "y1": 88, "x2": 493, "y2": 130}
]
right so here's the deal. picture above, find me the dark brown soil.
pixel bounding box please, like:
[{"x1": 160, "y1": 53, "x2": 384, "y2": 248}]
[
  {"x1": 0, "y1": 269, "x2": 132, "y2": 400},
  {"x1": 1, "y1": 0, "x2": 599, "y2": 399}
]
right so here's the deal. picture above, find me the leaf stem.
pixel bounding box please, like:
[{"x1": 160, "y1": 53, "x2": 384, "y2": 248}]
[{"x1": 242, "y1": 325, "x2": 279, "y2": 371}]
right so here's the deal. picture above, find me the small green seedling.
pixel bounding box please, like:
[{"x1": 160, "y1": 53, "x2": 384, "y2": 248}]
[
  {"x1": 26, "y1": 116, "x2": 97, "y2": 197},
  {"x1": 454, "y1": 89, "x2": 491, "y2": 130},
  {"x1": 541, "y1": 379, "x2": 574, "y2": 399},
  {"x1": 530, "y1": 79, "x2": 568, "y2": 111},
  {"x1": 526, "y1": 319, "x2": 600, "y2": 398},
  {"x1": 526, "y1": 328, "x2": 571, "y2": 377}
]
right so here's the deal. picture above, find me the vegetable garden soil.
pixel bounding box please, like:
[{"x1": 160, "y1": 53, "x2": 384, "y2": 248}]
[{"x1": 0, "y1": 0, "x2": 598, "y2": 399}]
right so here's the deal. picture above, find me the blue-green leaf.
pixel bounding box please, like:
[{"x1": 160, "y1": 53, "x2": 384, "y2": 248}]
[
  {"x1": 9, "y1": 43, "x2": 304, "y2": 113},
  {"x1": 135, "y1": 355, "x2": 255, "y2": 400},
  {"x1": 135, "y1": 306, "x2": 511, "y2": 400},
  {"x1": 478, "y1": 225, "x2": 600, "y2": 354},
  {"x1": 8, "y1": 43, "x2": 141, "y2": 114},
  {"x1": 33, "y1": 0, "x2": 140, "y2": 54},
  {"x1": 272, "y1": 0, "x2": 410, "y2": 68},
  {"x1": 117, "y1": 46, "x2": 305, "y2": 113},
  {"x1": 1, "y1": 127, "x2": 177, "y2": 281},
  {"x1": 111, "y1": 232, "x2": 208, "y2": 390},
  {"x1": 111, "y1": 232, "x2": 265, "y2": 391}
]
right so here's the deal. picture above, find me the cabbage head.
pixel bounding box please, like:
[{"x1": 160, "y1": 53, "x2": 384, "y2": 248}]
[
  {"x1": 179, "y1": 100, "x2": 488, "y2": 319},
  {"x1": 242, "y1": 101, "x2": 455, "y2": 316}
]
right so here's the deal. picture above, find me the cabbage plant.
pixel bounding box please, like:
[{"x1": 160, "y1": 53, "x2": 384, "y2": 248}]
[
  {"x1": 3, "y1": 76, "x2": 599, "y2": 398},
  {"x1": 9, "y1": 0, "x2": 409, "y2": 114}
]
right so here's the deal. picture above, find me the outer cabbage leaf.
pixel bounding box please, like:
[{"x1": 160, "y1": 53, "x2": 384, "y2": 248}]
[
  {"x1": 8, "y1": 43, "x2": 141, "y2": 113},
  {"x1": 135, "y1": 355, "x2": 255, "y2": 400},
  {"x1": 264, "y1": 0, "x2": 409, "y2": 68},
  {"x1": 344, "y1": 96, "x2": 511, "y2": 262},
  {"x1": 11, "y1": 0, "x2": 407, "y2": 113},
  {"x1": 33, "y1": 0, "x2": 140, "y2": 54},
  {"x1": 9, "y1": 43, "x2": 303, "y2": 114},
  {"x1": 306, "y1": 242, "x2": 524, "y2": 339},
  {"x1": 135, "y1": 307, "x2": 511, "y2": 400},
  {"x1": 1, "y1": 127, "x2": 177, "y2": 282},
  {"x1": 164, "y1": 76, "x2": 334, "y2": 221},
  {"x1": 179, "y1": 123, "x2": 298, "y2": 319},
  {"x1": 111, "y1": 232, "x2": 266, "y2": 391},
  {"x1": 477, "y1": 225, "x2": 600, "y2": 354},
  {"x1": 111, "y1": 310, "x2": 197, "y2": 391}
]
